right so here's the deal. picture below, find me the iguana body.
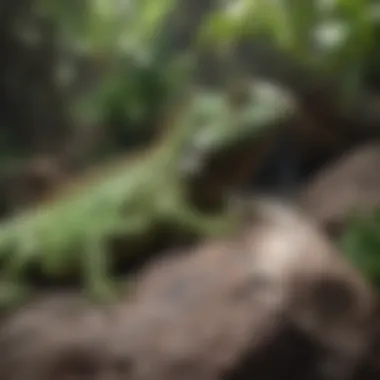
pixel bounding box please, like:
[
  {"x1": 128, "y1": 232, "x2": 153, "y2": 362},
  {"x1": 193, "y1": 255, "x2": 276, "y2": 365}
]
[{"x1": 0, "y1": 79, "x2": 295, "y2": 306}]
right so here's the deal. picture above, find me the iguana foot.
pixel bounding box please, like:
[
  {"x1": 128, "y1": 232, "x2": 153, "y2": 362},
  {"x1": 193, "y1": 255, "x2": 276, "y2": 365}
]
[
  {"x1": 85, "y1": 279, "x2": 119, "y2": 305},
  {"x1": 179, "y1": 208, "x2": 240, "y2": 237},
  {"x1": 197, "y1": 214, "x2": 236, "y2": 236},
  {"x1": 0, "y1": 281, "x2": 30, "y2": 309},
  {"x1": 82, "y1": 236, "x2": 120, "y2": 304}
]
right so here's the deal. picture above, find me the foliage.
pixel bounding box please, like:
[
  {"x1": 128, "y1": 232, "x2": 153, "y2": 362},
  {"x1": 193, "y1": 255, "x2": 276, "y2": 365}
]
[
  {"x1": 1, "y1": 0, "x2": 191, "y2": 161},
  {"x1": 198, "y1": 0, "x2": 379, "y2": 102},
  {"x1": 341, "y1": 209, "x2": 380, "y2": 288},
  {"x1": 38, "y1": 0, "x2": 175, "y2": 56},
  {"x1": 4, "y1": 0, "x2": 379, "y2": 159}
]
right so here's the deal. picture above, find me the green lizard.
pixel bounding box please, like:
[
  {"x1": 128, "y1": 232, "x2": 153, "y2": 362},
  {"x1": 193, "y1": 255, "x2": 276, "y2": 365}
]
[{"x1": 0, "y1": 78, "x2": 295, "y2": 307}]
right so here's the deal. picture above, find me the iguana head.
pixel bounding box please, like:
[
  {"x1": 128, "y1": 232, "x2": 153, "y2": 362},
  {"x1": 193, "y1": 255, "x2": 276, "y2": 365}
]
[{"x1": 179, "y1": 78, "x2": 297, "y2": 178}]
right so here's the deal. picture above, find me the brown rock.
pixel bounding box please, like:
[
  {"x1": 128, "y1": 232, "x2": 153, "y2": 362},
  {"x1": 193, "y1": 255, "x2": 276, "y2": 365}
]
[
  {"x1": 0, "y1": 199, "x2": 376, "y2": 380},
  {"x1": 299, "y1": 143, "x2": 380, "y2": 236}
]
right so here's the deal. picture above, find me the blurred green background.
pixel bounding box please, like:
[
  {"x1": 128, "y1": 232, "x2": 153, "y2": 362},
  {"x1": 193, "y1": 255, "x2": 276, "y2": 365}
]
[{"x1": 1, "y1": 0, "x2": 380, "y2": 285}]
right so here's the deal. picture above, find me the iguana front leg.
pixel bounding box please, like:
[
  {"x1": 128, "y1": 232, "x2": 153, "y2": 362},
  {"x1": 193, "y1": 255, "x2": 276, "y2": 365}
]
[
  {"x1": 159, "y1": 183, "x2": 240, "y2": 237},
  {"x1": 0, "y1": 243, "x2": 32, "y2": 308},
  {"x1": 82, "y1": 232, "x2": 118, "y2": 303},
  {"x1": 175, "y1": 201, "x2": 240, "y2": 237}
]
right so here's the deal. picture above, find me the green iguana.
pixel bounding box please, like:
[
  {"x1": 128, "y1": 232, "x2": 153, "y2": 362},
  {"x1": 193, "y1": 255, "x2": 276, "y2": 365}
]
[{"x1": 0, "y1": 79, "x2": 295, "y2": 306}]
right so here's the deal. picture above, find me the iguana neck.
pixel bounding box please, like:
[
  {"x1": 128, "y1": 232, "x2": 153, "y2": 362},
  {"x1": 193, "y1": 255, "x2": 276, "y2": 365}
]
[{"x1": 149, "y1": 110, "x2": 202, "y2": 172}]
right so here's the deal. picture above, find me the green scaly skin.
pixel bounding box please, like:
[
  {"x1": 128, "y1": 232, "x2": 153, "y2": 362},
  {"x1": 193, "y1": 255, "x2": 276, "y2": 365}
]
[{"x1": 0, "y1": 79, "x2": 295, "y2": 307}]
